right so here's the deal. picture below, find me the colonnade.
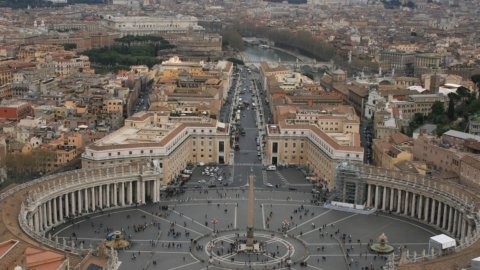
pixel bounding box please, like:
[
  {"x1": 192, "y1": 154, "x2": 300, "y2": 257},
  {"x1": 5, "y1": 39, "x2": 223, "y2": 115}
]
[
  {"x1": 365, "y1": 183, "x2": 473, "y2": 240},
  {"x1": 29, "y1": 178, "x2": 161, "y2": 234}
]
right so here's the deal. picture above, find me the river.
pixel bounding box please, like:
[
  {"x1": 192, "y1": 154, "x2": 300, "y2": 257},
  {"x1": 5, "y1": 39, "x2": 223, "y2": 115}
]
[{"x1": 240, "y1": 45, "x2": 325, "y2": 81}]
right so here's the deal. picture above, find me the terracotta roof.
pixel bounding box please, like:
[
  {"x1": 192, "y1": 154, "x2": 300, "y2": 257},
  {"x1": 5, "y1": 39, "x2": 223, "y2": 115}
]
[
  {"x1": 25, "y1": 247, "x2": 66, "y2": 270},
  {"x1": 391, "y1": 132, "x2": 412, "y2": 145}
]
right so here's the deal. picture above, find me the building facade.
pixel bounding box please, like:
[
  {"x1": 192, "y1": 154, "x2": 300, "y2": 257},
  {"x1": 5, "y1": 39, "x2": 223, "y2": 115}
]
[{"x1": 81, "y1": 112, "x2": 230, "y2": 184}]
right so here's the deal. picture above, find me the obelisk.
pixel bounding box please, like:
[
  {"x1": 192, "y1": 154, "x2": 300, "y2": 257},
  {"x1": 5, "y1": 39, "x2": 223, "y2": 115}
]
[{"x1": 246, "y1": 174, "x2": 255, "y2": 247}]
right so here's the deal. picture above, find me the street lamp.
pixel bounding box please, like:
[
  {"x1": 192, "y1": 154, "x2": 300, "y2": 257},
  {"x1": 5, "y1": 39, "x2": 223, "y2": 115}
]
[{"x1": 211, "y1": 218, "x2": 218, "y2": 236}]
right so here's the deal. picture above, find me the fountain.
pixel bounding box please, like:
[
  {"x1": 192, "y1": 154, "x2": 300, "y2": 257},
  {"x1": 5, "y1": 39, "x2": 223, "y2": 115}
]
[
  {"x1": 105, "y1": 231, "x2": 130, "y2": 250},
  {"x1": 370, "y1": 233, "x2": 394, "y2": 254}
]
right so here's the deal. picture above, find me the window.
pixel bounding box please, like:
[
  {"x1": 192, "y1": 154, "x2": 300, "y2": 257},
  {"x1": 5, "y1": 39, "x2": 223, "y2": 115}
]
[
  {"x1": 150, "y1": 150, "x2": 153, "y2": 154},
  {"x1": 141, "y1": 150, "x2": 144, "y2": 154},
  {"x1": 118, "y1": 152, "x2": 121, "y2": 156},
  {"x1": 108, "y1": 153, "x2": 111, "y2": 156},
  {"x1": 272, "y1": 142, "x2": 278, "y2": 153},
  {"x1": 129, "y1": 151, "x2": 132, "y2": 155},
  {"x1": 219, "y1": 141, "x2": 224, "y2": 152}
]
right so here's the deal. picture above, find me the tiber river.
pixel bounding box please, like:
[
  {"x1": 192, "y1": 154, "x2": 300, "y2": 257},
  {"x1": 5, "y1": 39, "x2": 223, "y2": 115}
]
[{"x1": 240, "y1": 45, "x2": 325, "y2": 81}]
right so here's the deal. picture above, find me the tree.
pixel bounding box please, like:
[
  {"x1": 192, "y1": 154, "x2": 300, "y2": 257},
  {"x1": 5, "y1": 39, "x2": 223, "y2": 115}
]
[
  {"x1": 431, "y1": 101, "x2": 445, "y2": 115},
  {"x1": 447, "y1": 97, "x2": 455, "y2": 120}
]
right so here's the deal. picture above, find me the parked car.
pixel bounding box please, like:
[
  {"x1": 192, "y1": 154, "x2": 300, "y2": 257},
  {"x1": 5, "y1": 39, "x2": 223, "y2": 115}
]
[{"x1": 266, "y1": 165, "x2": 277, "y2": 171}]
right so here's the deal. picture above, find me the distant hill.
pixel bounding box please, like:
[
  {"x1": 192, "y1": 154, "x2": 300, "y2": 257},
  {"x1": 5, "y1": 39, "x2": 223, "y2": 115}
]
[
  {"x1": 263, "y1": 0, "x2": 308, "y2": 4},
  {"x1": 0, "y1": 0, "x2": 104, "y2": 8}
]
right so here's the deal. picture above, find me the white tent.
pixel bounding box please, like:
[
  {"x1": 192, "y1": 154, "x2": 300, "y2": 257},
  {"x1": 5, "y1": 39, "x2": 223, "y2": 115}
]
[{"x1": 429, "y1": 234, "x2": 456, "y2": 251}]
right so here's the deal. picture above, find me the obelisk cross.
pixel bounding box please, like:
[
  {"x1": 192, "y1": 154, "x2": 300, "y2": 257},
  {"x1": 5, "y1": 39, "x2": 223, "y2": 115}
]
[{"x1": 246, "y1": 173, "x2": 255, "y2": 247}]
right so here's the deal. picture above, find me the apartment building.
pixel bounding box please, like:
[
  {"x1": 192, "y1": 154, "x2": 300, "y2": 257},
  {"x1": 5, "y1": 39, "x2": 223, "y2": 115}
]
[
  {"x1": 372, "y1": 133, "x2": 413, "y2": 170},
  {"x1": 390, "y1": 94, "x2": 447, "y2": 121},
  {"x1": 265, "y1": 107, "x2": 363, "y2": 189},
  {"x1": 81, "y1": 112, "x2": 230, "y2": 184},
  {"x1": 459, "y1": 155, "x2": 480, "y2": 188},
  {"x1": 412, "y1": 135, "x2": 464, "y2": 175}
]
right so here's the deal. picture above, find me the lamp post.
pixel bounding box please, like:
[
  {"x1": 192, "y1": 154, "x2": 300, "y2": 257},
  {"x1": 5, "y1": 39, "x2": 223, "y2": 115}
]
[{"x1": 212, "y1": 218, "x2": 218, "y2": 236}]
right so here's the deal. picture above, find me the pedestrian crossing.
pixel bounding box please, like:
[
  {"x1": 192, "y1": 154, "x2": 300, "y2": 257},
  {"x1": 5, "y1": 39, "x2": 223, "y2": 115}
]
[
  {"x1": 275, "y1": 171, "x2": 290, "y2": 186},
  {"x1": 234, "y1": 163, "x2": 263, "y2": 167},
  {"x1": 262, "y1": 170, "x2": 268, "y2": 185}
]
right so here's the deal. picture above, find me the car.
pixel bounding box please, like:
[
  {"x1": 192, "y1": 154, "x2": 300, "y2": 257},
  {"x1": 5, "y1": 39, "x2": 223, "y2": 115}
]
[
  {"x1": 266, "y1": 165, "x2": 276, "y2": 171},
  {"x1": 257, "y1": 152, "x2": 261, "y2": 156},
  {"x1": 265, "y1": 183, "x2": 274, "y2": 187},
  {"x1": 183, "y1": 169, "x2": 193, "y2": 174},
  {"x1": 288, "y1": 187, "x2": 298, "y2": 191},
  {"x1": 198, "y1": 180, "x2": 207, "y2": 184}
]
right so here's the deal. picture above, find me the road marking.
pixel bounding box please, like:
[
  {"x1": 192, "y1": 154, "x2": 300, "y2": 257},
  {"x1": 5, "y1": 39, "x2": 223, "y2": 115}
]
[
  {"x1": 262, "y1": 170, "x2": 268, "y2": 185},
  {"x1": 73, "y1": 237, "x2": 190, "y2": 243},
  {"x1": 298, "y1": 214, "x2": 358, "y2": 237},
  {"x1": 52, "y1": 208, "x2": 138, "y2": 237},
  {"x1": 168, "y1": 254, "x2": 200, "y2": 270},
  {"x1": 234, "y1": 163, "x2": 263, "y2": 166},
  {"x1": 287, "y1": 210, "x2": 332, "y2": 232},
  {"x1": 262, "y1": 203, "x2": 266, "y2": 229},
  {"x1": 307, "y1": 265, "x2": 325, "y2": 270},
  {"x1": 234, "y1": 206, "x2": 237, "y2": 229},
  {"x1": 306, "y1": 242, "x2": 429, "y2": 246},
  {"x1": 379, "y1": 214, "x2": 437, "y2": 235},
  {"x1": 275, "y1": 171, "x2": 289, "y2": 186},
  {"x1": 124, "y1": 250, "x2": 191, "y2": 254},
  {"x1": 137, "y1": 209, "x2": 204, "y2": 236},
  {"x1": 171, "y1": 210, "x2": 213, "y2": 232}
]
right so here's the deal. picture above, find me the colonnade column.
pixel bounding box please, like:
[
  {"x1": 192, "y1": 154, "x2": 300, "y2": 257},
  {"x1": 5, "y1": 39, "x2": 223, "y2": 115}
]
[
  {"x1": 436, "y1": 202, "x2": 442, "y2": 227},
  {"x1": 366, "y1": 184, "x2": 372, "y2": 208},
  {"x1": 53, "y1": 198, "x2": 58, "y2": 225},
  {"x1": 418, "y1": 195, "x2": 423, "y2": 220},
  {"x1": 404, "y1": 191, "x2": 409, "y2": 215},
  {"x1": 153, "y1": 180, "x2": 158, "y2": 202},
  {"x1": 113, "y1": 183, "x2": 118, "y2": 206},
  {"x1": 77, "y1": 190, "x2": 82, "y2": 214},
  {"x1": 141, "y1": 181, "x2": 146, "y2": 204},
  {"x1": 424, "y1": 197, "x2": 429, "y2": 222},
  {"x1": 70, "y1": 191, "x2": 75, "y2": 216},
  {"x1": 382, "y1": 187, "x2": 387, "y2": 211},
  {"x1": 34, "y1": 211, "x2": 40, "y2": 232},
  {"x1": 453, "y1": 209, "x2": 458, "y2": 236},
  {"x1": 42, "y1": 203, "x2": 47, "y2": 230},
  {"x1": 91, "y1": 187, "x2": 95, "y2": 211},
  {"x1": 388, "y1": 188, "x2": 394, "y2": 211},
  {"x1": 47, "y1": 200, "x2": 52, "y2": 227},
  {"x1": 121, "y1": 182, "x2": 125, "y2": 206},
  {"x1": 396, "y1": 189, "x2": 401, "y2": 214},
  {"x1": 99, "y1": 185, "x2": 103, "y2": 209},
  {"x1": 58, "y1": 193, "x2": 63, "y2": 221},
  {"x1": 62, "y1": 194, "x2": 67, "y2": 219},
  {"x1": 410, "y1": 194, "x2": 416, "y2": 218},
  {"x1": 106, "y1": 184, "x2": 110, "y2": 208},
  {"x1": 448, "y1": 207, "x2": 453, "y2": 232},
  {"x1": 136, "y1": 181, "x2": 141, "y2": 204},
  {"x1": 460, "y1": 217, "x2": 466, "y2": 240},
  {"x1": 128, "y1": 181, "x2": 133, "y2": 205},
  {"x1": 430, "y1": 199, "x2": 436, "y2": 223},
  {"x1": 442, "y1": 203, "x2": 448, "y2": 229},
  {"x1": 84, "y1": 188, "x2": 89, "y2": 213}
]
